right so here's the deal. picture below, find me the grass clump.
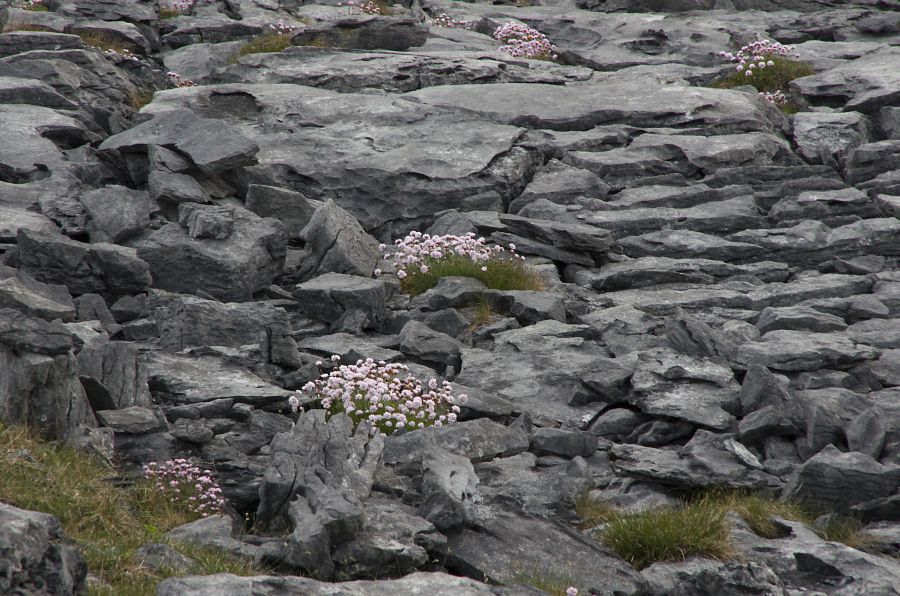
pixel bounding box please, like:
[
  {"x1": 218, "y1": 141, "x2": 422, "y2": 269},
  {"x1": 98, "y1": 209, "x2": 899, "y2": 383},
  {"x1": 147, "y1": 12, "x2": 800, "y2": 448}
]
[
  {"x1": 699, "y1": 488, "x2": 810, "y2": 539},
  {"x1": 127, "y1": 88, "x2": 155, "y2": 110},
  {"x1": 574, "y1": 491, "x2": 618, "y2": 530},
  {"x1": 709, "y1": 58, "x2": 814, "y2": 94},
  {"x1": 467, "y1": 294, "x2": 496, "y2": 334},
  {"x1": 398, "y1": 253, "x2": 544, "y2": 297},
  {"x1": 77, "y1": 31, "x2": 130, "y2": 53},
  {"x1": 709, "y1": 38, "x2": 814, "y2": 112},
  {"x1": 377, "y1": 231, "x2": 545, "y2": 297},
  {"x1": 158, "y1": 7, "x2": 181, "y2": 19},
  {"x1": 601, "y1": 500, "x2": 733, "y2": 570},
  {"x1": 0, "y1": 424, "x2": 264, "y2": 595},
  {"x1": 19, "y1": 0, "x2": 49, "y2": 12},
  {"x1": 231, "y1": 31, "x2": 293, "y2": 62},
  {"x1": 507, "y1": 568, "x2": 578, "y2": 595},
  {"x1": 815, "y1": 515, "x2": 875, "y2": 551}
]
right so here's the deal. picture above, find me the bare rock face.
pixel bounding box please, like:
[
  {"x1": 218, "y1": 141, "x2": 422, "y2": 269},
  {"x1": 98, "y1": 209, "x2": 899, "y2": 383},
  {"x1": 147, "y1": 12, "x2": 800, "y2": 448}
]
[
  {"x1": 255, "y1": 410, "x2": 383, "y2": 578},
  {"x1": 296, "y1": 199, "x2": 380, "y2": 281},
  {"x1": 290, "y1": 16, "x2": 428, "y2": 52},
  {"x1": 157, "y1": 571, "x2": 541, "y2": 595},
  {"x1": 14, "y1": 229, "x2": 152, "y2": 298},
  {"x1": 136, "y1": 205, "x2": 287, "y2": 302},
  {"x1": 0, "y1": 501, "x2": 87, "y2": 596},
  {"x1": 782, "y1": 445, "x2": 900, "y2": 514},
  {"x1": 0, "y1": 309, "x2": 95, "y2": 441}
]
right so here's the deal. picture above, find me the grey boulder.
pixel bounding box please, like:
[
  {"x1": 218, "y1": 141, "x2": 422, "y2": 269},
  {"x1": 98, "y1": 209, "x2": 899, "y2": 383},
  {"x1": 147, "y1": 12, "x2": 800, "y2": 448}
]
[
  {"x1": 136, "y1": 205, "x2": 286, "y2": 302},
  {"x1": 0, "y1": 502, "x2": 86, "y2": 596}
]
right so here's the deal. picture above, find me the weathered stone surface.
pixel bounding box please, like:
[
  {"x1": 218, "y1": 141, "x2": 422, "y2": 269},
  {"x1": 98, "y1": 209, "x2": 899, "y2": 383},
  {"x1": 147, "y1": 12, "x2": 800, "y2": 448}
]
[
  {"x1": 213, "y1": 46, "x2": 589, "y2": 93},
  {"x1": 331, "y1": 496, "x2": 445, "y2": 580},
  {"x1": 475, "y1": 451, "x2": 590, "y2": 519},
  {"x1": 641, "y1": 558, "x2": 785, "y2": 596},
  {"x1": 153, "y1": 293, "x2": 300, "y2": 367},
  {"x1": 610, "y1": 432, "x2": 781, "y2": 491},
  {"x1": 141, "y1": 352, "x2": 292, "y2": 406},
  {"x1": 136, "y1": 205, "x2": 286, "y2": 302},
  {"x1": 792, "y1": 111, "x2": 871, "y2": 166},
  {"x1": 245, "y1": 184, "x2": 318, "y2": 239},
  {"x1": 296, "y1": 199, "x2": 380, "y2": 281},
  {"x1": 383, "y1": 418, "x2": 528, "y2": 468},
  {"x1": 100, "y1": 108, "x2": 259, "y2": 175},
  {"x1": 406, "y1": 82, "x2": 773, "y2": 133},
  {"x1": 530, "y1": 427, "x2": 597, "y2": 458},
  {"x1": 731, "y1": 514, "x2": 900, "y2": 595},
  {"x1": 95, "y1": 406, "x2": 163, "y2": 434},
  {"x1": 783, "y1": 445, "x2": 900, "y2": 513},
  {"x1": 291, "y1": 17, "x2": 428, "y2": 52},
  {"x1": 756, "y1": 305, "x2": 847, "y2": 334},
  {"x1": 737, "y1": 330, "x2": 880, "y2": 371},
  {"x1": 137, "y1": 84, "x2": 526, "y2": 233},
  {"x1": 293, "y1": 273, "x2": 387, "y2": 334},
  {"x1": 0, "y1": 265, "x2": 75, "y2": 322},
  {"x1": 618, "y1": 229, "x2": 765, "y2": 262},
  {"x1": 79, "y1": 185, "x2": 153, "y2": 243},
  {"x1": 398, "y1": 320, "x2": 462, "y2": 372},
  {"x1": 791, "y1": 47, "x2": 900, "y2": 114},
  {"x1": 6, "y1": 2, "x2": 900, "y2": 593},
  {"x1": 157, "y1": 571, "x2": 535, "y2": 595},
  {"x1": 442, "y1": 510, "x2": 647, "y2": 594},
  {"x1": 15, "y1": 229, "x2": 151, "y2": 297},
  {"x1": 76, "y1": 338, "x2": 152, "y2": 410},
  {"x1": 416, "y1": 447, "x2": 479, "y2": 531},
  {"x1": 0, "y1": 502, "x2": 87, "y2": 596},
  {"x1": 255, "y1": 410, "x2": 383, "y2": 578}
]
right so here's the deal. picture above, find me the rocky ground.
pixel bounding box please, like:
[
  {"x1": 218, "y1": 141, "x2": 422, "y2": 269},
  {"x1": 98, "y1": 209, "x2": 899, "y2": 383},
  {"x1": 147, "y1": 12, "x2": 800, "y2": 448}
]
[{"x1": 2, "y1": 0, "x2": 900, "y2": 594}]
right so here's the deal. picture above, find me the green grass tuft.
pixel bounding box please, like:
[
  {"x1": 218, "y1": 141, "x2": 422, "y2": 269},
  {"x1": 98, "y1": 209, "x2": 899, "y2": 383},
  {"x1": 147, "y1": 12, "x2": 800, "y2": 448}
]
[
  {"x1": 815, "y1": 515, "x2": 875, "y2": 551},
  {"x1": 158, "y1": 7, "x2": 181, "y2": 19},
  {"x1": 466, "y1": 293, "x2": 495, "y2": 334},
  {"x1": 574, "y1": 491, "x2": 618, "y2": 530},
  {"x1": 77, "y1": 31, "x2": 131, "y2": 53},
  {"x1": 697, "y1": 488, "x2": 811, "y2": 539},
  {"x1": 709, "y1": 58, "x2": 814, "y2": 94},
  {"x1": 230, "y1": 32, "x2": 293, "y2": 63},
  {"x1": 400, "y1": 254, "x2": 545, "y2": 297},
  {"x1": 601, "y1": 500, "x2": 733, "y2": 570},
  {"x1": 127, "y1": 88, "x2": 155, "y2": 110},
  {"x1": 507, "y1": 567, "x2": 577, "y2": 595},
  {"x1": 0, "y1": 424, "x2": 266, "y2": 596}
]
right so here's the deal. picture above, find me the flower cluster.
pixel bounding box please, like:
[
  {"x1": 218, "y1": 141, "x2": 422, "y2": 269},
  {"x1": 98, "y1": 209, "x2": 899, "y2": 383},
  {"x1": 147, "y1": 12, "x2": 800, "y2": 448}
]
[
  {"x1": 759, "y1": 90, "x2": 787, "y2": 107},
  {"x1": 430, "y1": 13, "x2": 472, "y2": 29},
  {"x1": 166, "y1": 71, "x2": 196, "y2": 87},
  {"x1": 298, "y1": 355, "x2": 467, "y2": 437},
  {"x1": 337, "y1": 0, "x2": 382, "y2": 15},
  {"x1": 103, "y1": 48, "x2": 142, "y2": 64},
  {"x1": 268, "y1": 19, "x2": 297, "y2": 36},
  {"x1": 18, "y1": 0, "x2": 48, "y2": 11},
  {"x1": 160, "y1": 0, "x2": 195, "y2": 14},
  {"x1": 142, "y1": 459, "x2": 226, "y2": 517},
  {"x1": 494, "y1": 22, "x2": 557, "y2": 60},
  {"x1": 376, "y1": 231, "x2": 523, "y2": 280},
  {"x1": 566, "y1": 589, "x2": 578, "y2": 596},
  {"x1": 718, "y1": 38, "x2": 799, "y2": 78}
]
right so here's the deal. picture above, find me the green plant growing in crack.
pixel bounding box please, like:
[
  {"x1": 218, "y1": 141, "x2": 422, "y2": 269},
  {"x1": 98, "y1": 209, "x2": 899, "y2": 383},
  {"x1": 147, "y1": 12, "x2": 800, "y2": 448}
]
[
  {"x1": 709, "y1": 37, "x2": 814, "y2": 113},
  {"x1": 230, "y1": 20, "x2": 297, "y2": 63},
  {"x1": 0, "y1": 424, "x2": 267, "y2": 596},
  {"x1": 376, "y1": 231, "x2": 545, "y2": 296}
]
